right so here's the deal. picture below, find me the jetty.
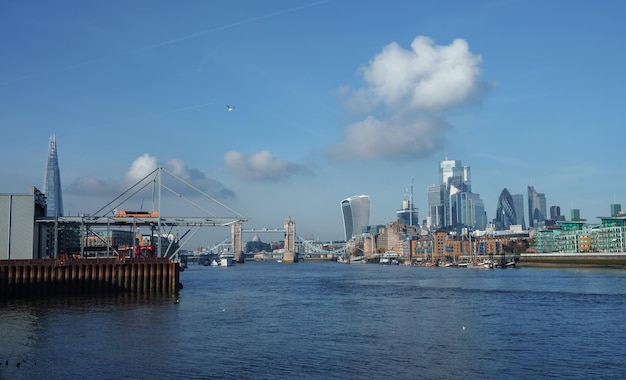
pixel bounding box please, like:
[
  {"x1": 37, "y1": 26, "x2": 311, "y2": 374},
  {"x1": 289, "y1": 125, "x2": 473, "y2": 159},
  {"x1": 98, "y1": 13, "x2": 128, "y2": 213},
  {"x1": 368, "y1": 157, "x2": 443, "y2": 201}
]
[{"x1": 0, "y1": 256, "x2": 180, "y2": 299}]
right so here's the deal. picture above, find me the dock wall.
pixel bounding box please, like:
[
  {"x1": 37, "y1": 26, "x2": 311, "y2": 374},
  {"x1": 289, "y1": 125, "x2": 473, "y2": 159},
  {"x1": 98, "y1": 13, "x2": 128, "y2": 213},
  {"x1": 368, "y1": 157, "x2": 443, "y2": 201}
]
[
  {"x1": 519, "y1": 253, "x2": 626, "y2": 267},
  {"x1": 0, "y1": 257, "x2": 180, "y2": 299}
]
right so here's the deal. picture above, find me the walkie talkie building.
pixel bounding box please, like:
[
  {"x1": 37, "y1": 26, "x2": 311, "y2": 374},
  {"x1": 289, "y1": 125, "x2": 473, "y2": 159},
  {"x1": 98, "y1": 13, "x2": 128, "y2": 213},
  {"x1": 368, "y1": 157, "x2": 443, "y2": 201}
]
[
  {"x1": 341, "y1": 195, "x2": 370, "y2": 241},
  {"x1": 43, "y1": 135, "x2": 63, "y2": 217}
]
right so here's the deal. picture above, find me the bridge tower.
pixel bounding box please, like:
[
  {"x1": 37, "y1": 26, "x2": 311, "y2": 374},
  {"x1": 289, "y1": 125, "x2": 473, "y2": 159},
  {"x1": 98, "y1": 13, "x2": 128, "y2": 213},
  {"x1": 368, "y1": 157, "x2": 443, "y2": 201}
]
[
  {"x1": 231, "y1": 222, "x2": 244, "y2": 263},
  {"x1": 283, "y1": 216, "x2": 298, "y2": 263}
]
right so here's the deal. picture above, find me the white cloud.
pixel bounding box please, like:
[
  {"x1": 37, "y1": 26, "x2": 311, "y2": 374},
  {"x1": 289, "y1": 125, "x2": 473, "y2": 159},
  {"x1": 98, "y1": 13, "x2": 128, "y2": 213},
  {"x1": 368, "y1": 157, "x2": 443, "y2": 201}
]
[
  {"x1": 124, "y1": 153, "x2": 158, "y2": 186},
  {"x1": 67, "y1": 154, "x2": 234, "y2": 199},
  {"x1": 328, "y1": 115, "x2": 448, "y2": 160},
  {"x1": 357, "y1": 36, "x2": 484, "y2": 111},
  {"x1": 333, "y1": 35, "x2": 487, "y2": 160},
  {"x1": 224, "y1": 150, "x2": 311, "y2": 181},
  {"x1": 65, "y1": 176, "x2": 121, "y2": 197},
  {"x1": 161, "y1": 157, "x2": 235, "y2": 198}
]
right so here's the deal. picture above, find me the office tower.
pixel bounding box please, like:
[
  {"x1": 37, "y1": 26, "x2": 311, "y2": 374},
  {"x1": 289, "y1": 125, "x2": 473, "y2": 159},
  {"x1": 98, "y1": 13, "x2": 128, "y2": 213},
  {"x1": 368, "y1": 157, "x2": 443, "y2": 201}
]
[
  {"x1": 43, "y1": 135, "x2": 63, "y2": 217},
  {"x1": 550, "y1": 206, "x2": 565, "y2": 221},
  {"x1": 571, "y1": 209, "x2": 581, "y2": 221},
  {"x1": 495, "y1": 188, "x2": 517, "y2": 231},
  {"x1": 473, "y1": 196, "x2": 487, "y2": 231},
  {"x1": 511, "y1": 193, "x2": 526, "y2": 229},
  {"x1": 610, "y1": 204, "x2": 622, "y2": 217},
  {"x1": 527, "y1": 185, "x2": 546, "y2": 228},
  {"x1": 397, "y1": 199, "x2": 419, "y2": 227},
  {"x1": 341, "y1": 195, "x2": 370, "y2": 241},
  {"x1": 450, "y1": 190, "x2": 486, "y2": 230},
  {"x1": 439, "y1": 159, "x2": 471, "y2": 192},
  {"x1": 427, "y1": 184, "x2": 445, "y2": 228}
]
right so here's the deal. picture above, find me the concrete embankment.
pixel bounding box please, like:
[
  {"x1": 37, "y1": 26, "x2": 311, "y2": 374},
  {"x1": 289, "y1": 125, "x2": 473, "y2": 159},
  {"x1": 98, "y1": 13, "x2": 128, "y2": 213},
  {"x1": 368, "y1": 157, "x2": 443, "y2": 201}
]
[{"x1": 519, "y1": 253, "x2": 626, "y2": 268}]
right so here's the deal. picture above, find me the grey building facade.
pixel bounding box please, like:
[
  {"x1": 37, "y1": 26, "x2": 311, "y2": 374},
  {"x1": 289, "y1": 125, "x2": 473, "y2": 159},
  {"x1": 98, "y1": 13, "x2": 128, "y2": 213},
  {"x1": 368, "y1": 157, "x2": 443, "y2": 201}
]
[{"x1": 0, "y1": 187, "x2": 48, "y2": 259}]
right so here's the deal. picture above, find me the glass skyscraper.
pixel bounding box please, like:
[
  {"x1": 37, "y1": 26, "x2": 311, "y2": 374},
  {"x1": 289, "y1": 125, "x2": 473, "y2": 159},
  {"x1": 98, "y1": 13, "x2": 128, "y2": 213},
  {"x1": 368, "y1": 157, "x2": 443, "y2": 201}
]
[
  {"x1": 610, "y1": 204, "x2": 622, "y2": 217},
  {"x1": 429, "y1": 158, "x2": 483, "y2": 230},
  {"x1": 427, "y1": 184, "x2": 445, "y2": 228},
  {"x1": 341, "y1": 195, "x2": 370, "y2": 241},
  {"x1": 511, "y1": 193, "x2": 526, "y2": 229},
  {"x1": 527, "y1": 185, "x2": 546, "y2": 228},
  {"x1": 43, "y1": 135, "x2": 63, "y2": 217},
  {"x1": 439, "y1": 159, "x2": 471, "y2": 192},
  {"x1": 495, "y1": 188, "x2": 517, "y2": 231},
  {"x1": 396, "y1": 199, "x2": 418, "y2": 227}
]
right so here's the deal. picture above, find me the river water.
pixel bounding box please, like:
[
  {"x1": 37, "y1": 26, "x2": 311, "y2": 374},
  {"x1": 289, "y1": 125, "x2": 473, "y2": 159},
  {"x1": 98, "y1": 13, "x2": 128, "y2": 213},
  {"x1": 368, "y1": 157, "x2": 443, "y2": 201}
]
[{"x1": 1, "y1": 261, "x2": 625, "y2": 379}]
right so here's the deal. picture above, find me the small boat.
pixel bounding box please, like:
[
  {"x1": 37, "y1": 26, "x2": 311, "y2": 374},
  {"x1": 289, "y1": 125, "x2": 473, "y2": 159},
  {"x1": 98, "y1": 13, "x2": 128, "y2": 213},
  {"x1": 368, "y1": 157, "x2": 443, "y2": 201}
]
[
  {"x1": 210, "y1": 259, "x2": 219, "y2": 267},
  {"x1": 220, "y1": 258, "x2": 234, "y2": 266},
  {"x1": 219, "y1": 252, "x2": 236, "y2": 267}
]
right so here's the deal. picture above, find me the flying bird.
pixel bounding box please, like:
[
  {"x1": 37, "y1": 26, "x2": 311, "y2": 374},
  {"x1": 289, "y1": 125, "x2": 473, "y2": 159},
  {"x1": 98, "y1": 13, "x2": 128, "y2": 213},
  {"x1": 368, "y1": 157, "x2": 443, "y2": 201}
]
[{"x1": 226, "y1": 105, "x2": 235, "y2": 112}]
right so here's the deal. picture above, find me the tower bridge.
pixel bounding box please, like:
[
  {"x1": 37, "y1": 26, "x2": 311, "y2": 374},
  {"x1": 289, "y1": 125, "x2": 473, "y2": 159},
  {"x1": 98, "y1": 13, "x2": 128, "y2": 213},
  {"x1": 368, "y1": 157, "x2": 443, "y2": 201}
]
[{"x1": 201, "y1": 226, "x2": 346, "y2": 259}]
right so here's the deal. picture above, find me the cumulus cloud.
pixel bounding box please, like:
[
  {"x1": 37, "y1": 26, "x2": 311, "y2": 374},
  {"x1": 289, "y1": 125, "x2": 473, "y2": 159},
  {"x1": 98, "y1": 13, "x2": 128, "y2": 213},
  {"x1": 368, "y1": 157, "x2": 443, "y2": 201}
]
[
  {"x1": 329, "y1": 115, "x2": 449, "y2": 160},
  {"x1": 161, "y1": 157, "x2": 235, "y2": 198},
  {"x1": 65, "y1": 176, "x2": 121, "y2": 197},
  {"x1": 123, "y1": 154, "x2": 235, "y2": 198},
  {"x1": 333, "y1": 35, "x2": 488, "y2": 160},
  {"x1": 358, "y1": 36, "x2": 484, "y2": 110},
  {"x1": 124, "y1": 153, "x2": 158, "y2": 186},
  {"x1": 66, "y1": 154, "x2": 234, "y2": 199},
  {"x1": 224, "y1": 150, "x2": 311, "y2": 181}
]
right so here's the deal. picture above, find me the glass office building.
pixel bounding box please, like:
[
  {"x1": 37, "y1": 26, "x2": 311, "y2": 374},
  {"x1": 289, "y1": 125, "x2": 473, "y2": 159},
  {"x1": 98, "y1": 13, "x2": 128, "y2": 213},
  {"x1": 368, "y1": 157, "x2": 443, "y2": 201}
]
[
  {"x1": 341, "y1": 195, "x2": 370, "y2": 241},
  {"x1": 495, "y1": 188, "x2": 517, "y2": 231},
  {"x1": 528, "y1": 185, "x2": 546, "y2": 227},
  {"x1": 43, "y1": 135, "x2": 63, "y2": 217}
]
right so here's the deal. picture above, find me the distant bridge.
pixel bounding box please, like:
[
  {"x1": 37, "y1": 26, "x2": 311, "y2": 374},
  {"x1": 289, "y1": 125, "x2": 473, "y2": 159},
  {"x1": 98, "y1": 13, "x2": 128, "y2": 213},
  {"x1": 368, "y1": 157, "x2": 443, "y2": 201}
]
[{"x1": 200, "y1": 234, "x2": 346, "y2": 256}]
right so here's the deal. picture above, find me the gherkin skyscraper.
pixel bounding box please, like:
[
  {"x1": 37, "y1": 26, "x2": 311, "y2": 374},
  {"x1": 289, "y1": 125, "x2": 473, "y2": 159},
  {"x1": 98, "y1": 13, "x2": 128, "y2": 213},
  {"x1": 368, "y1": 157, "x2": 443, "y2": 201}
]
[{"x1": 43, "y1": 135, "x2": 63, "y2": 217}]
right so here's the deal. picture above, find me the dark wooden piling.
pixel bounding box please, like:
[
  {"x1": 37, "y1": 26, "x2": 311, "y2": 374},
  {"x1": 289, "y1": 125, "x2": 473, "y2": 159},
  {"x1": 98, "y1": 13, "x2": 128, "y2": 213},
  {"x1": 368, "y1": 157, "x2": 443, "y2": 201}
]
[{"x1": 0, "y1": 257, "x2": 180, "y2": 299}]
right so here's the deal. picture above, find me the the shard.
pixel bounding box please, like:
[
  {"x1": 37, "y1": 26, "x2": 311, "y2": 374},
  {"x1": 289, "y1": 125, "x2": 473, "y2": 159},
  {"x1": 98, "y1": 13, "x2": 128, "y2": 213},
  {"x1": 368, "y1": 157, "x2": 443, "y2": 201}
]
[{"x1": 43, "y1": 134, "x2": 63, "y2": 217}]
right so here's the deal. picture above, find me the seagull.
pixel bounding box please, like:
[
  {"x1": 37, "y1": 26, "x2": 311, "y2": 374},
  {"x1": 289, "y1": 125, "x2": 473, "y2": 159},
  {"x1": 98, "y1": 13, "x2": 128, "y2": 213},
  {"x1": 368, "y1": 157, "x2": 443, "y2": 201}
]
[{"x1": 226, "y1": 105, "x2": 235, "y2": 112}]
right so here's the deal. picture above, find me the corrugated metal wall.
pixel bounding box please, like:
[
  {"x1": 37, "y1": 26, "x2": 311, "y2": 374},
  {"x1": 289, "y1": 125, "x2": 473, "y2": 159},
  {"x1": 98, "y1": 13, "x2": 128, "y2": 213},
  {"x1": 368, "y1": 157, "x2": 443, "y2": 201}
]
[
  {"x1": 0, "y1": 194, "x2": 36, "y2": 260},
  {"x1": 0, "y1": 195, "x2": 10, "y2": 258}
]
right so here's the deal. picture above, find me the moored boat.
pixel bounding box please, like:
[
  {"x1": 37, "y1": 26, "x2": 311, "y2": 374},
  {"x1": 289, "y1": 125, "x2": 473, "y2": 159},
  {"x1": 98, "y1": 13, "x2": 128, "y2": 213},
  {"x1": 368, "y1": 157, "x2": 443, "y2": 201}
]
[{"x1": 219, "y1": 252, "x2": 236, "y2": 267}]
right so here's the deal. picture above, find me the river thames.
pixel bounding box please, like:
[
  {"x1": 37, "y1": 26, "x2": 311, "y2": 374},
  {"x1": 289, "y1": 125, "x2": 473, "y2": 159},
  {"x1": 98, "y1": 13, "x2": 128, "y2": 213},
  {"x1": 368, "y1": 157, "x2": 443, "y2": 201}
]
[{"x1": 1, "y1": 261, "x2": 625, "y2": 379}]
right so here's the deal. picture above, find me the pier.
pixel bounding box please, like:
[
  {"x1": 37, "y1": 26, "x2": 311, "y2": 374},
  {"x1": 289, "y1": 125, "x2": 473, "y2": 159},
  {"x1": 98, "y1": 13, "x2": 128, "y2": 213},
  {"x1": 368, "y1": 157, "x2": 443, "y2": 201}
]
[{"x1": 0, "y1": 256, "x2": 180, "y2": 299}]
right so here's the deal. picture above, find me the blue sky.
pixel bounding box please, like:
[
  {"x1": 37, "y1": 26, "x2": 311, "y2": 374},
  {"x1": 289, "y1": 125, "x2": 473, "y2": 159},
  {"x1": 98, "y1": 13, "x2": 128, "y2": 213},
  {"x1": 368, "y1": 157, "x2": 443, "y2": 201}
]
[{"x1": 2, "y1": 0, "x2": 625, "y2": 247}]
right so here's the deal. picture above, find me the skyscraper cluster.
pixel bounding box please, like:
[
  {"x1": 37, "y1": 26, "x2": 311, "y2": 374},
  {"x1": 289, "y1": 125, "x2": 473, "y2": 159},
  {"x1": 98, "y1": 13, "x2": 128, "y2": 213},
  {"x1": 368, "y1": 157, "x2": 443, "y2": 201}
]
[
  {"x1": 425, "y1": 158, "x2": 573, "y2": 232},
  {"x1": 427, "y1": 159, "x2": 486, "y2": 231}
]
